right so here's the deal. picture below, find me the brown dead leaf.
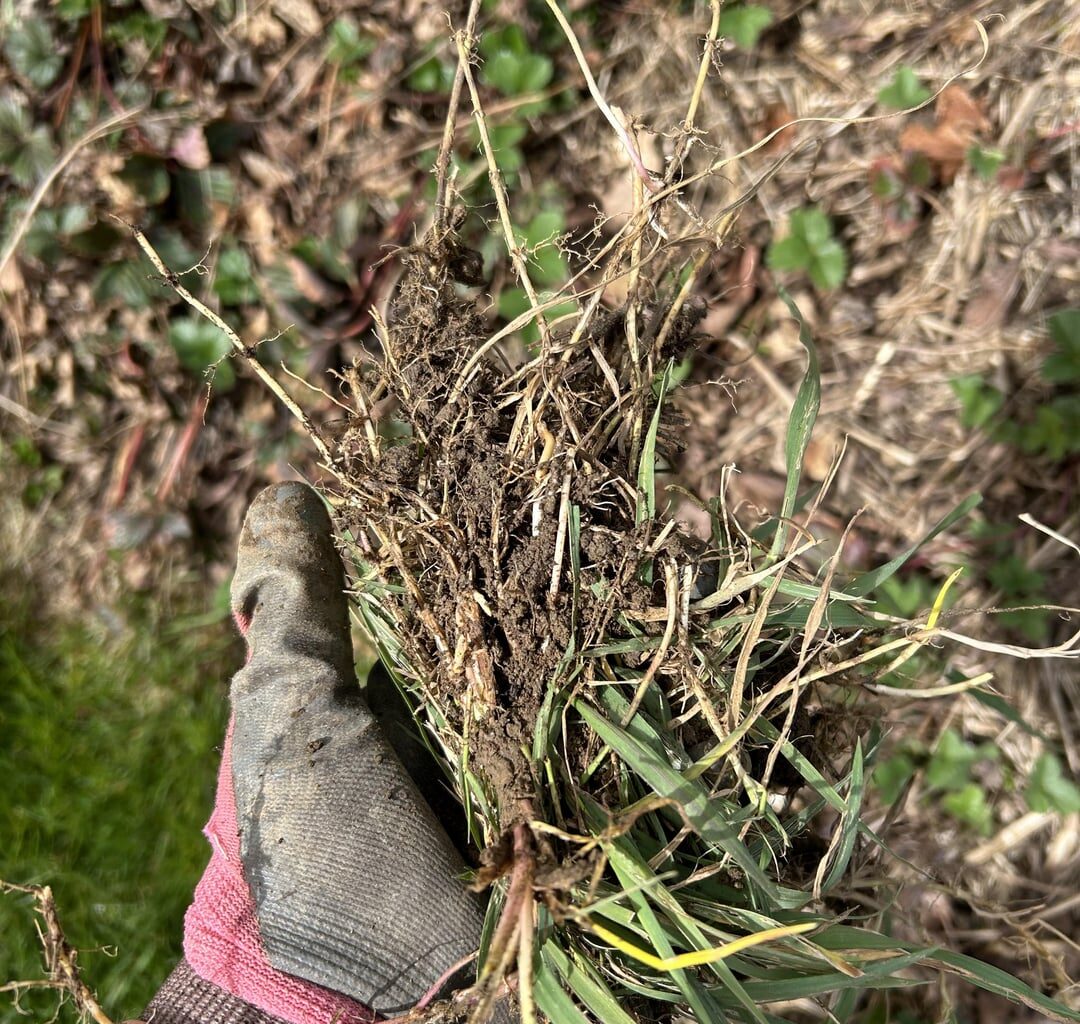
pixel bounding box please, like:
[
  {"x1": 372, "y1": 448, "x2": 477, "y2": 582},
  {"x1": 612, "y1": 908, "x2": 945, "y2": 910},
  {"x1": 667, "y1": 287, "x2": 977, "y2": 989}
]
[
  {"x1": 937, "y1": 85, "x2": 990, "y2": 135},
  {"x1": 899, "y1": 84, "x2": 991, "y2": 183},
  {"x1": 761, "y1": 103, "x2": 798, "y2": 155}
]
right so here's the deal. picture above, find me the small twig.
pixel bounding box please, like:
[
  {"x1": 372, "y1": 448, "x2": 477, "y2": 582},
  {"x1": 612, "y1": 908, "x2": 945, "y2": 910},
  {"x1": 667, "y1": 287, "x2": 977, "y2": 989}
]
[
  {"x1": 120, "y1": 221, "x2": 337, "y2": 468},
  {"x1": 433, "y1": 0, "x2": 483, "y2": 234},
  {"x1": 0, "y1": 882, "x2": 115, "y2": 1024},
  {"x1": 541, "y1": 0, "x2": 659, "y2": 192}
]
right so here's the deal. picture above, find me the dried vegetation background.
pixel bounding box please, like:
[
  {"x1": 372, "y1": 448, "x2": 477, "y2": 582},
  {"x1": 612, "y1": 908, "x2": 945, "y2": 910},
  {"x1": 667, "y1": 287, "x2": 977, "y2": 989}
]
[{"x1": 2, "y1": 0, "x2": 1079, "y2": 1020}]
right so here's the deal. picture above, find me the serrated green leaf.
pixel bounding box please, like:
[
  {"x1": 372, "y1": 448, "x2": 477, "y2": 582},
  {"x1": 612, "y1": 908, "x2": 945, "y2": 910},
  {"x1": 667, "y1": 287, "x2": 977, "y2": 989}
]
[
  {"x1": 4, "y1": 21, "x2": 64, "y2": 90},
  {"x1": 790, "y1": 207, "x2": 832, "y2": 248},
  {"x1": 1026, "y1": 753, "x2": 1080, "y2": 814},
  {"x1": 0, "y1": 97, "x2": 57, "y2": 189},
  {"x1": 878, "y1": 65, "x2": 931, "y2": 110},
  {"x1": 807, "y1": 237, "x2": 847, "y2": 290},
  {"x1": 767, "y1": 208, "x2": 848, "y2": 290},
  {"x1": 719, "y1": 4, "x2": 774, "y2": 49},
  {"x1": 766, "y1": 235, "x2": 810, "y2": 272}
]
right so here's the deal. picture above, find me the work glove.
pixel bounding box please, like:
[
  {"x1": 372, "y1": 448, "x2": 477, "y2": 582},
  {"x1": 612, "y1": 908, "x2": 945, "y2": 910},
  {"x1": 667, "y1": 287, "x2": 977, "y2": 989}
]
[{"x1": 137, "y1": 482, "x2": 485, "y2": 1024}]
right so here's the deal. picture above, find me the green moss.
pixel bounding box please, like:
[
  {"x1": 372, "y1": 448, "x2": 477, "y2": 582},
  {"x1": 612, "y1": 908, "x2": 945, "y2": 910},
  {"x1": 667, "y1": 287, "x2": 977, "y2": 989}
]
[{"x1": 0, "y1": 582, "x2": 234, "y2": 1021}]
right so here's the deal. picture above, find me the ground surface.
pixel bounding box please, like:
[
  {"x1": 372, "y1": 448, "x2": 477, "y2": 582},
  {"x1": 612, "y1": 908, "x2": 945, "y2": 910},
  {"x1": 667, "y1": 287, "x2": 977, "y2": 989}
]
[{"x1": 1, "y1": 0, "x2": 1078, "y2": 1021}]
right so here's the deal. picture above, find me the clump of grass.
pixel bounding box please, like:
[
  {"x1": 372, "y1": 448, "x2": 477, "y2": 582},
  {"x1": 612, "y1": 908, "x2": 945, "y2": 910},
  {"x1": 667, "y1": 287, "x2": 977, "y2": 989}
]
[{"x1": 320, "y1": 8, "x2": 1080, "y2": 1024}]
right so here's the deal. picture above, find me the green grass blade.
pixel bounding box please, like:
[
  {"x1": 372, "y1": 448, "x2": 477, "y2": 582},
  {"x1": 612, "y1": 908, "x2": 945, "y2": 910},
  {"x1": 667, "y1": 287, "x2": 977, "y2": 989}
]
[
  {"x1": 542, "y1": 939, "x2": 639, "y2": 1024},
  {"x1": 846, "y1": 493, "x2": 982, "y2": 597},
  {"x1": 771, "y1": 287, "x2": 821, "y2": 559},
  {"x1": 576, "y1": 695, "x2": 797, "y2": 906},
  {"x1": 821, "y1": 739, "x2": 864, "y2": 893},
  {"x1": 636, "y1": 361, "x2": 672, "y2": 524},
  {"x1": 927, "y1": 950, "x2": 1080, "y2": 1022},
  {"x1": 535, "y1": 950, "x2": 593, "y2": 1023}
]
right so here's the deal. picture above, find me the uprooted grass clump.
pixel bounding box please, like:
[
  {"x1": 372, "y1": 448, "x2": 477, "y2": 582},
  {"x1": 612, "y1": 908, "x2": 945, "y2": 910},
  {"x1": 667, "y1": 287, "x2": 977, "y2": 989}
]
[
  {"x1": 335, "y1": 235, "x2": 1078, "y2": 1023},
  {"x1": 323, "y1": 9, "x2": 1080, "y2": 1023}
]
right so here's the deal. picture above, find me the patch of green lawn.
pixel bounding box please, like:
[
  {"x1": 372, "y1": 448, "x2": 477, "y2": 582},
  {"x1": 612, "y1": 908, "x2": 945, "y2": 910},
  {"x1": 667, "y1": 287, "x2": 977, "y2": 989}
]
[{"x1": 0, "y1": 580, "x2": 234, "y2": 1022}]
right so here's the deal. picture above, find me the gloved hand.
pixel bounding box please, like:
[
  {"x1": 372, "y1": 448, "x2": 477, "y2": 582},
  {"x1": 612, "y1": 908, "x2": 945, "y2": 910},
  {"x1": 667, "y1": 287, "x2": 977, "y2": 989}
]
[{"x1": 136, "y1": 482, "x2": 485, "y2": 1024}]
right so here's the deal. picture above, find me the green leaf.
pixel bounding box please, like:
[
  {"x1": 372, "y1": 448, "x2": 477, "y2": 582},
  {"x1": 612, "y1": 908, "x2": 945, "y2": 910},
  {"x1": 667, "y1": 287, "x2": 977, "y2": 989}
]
[
  {"x1": 1026, "y1": 753, "x2": 1080, "y2": 814},
  {"x1": 878, "y1": 65, "x2": 931, "y2": 110},
  {"x1": 967, "y1": 145, "x2": 1005, "y2": 182},
  {"x1": 941, "y1": 782, "x2": 993, "y2": 834},
  {"x1": 806, "y1": 238, "x2": 847, "y2": 291},
  {"x1": 822, "y1": 741, "x2": 865, "y2": 892},
  {"x1": 480, "y1": 25, "x2": 553, "y2": 97},
  {"x1": 535, "y1": 951, "x2": 592, "y2": 1024},
  {"x1": 875, "y1": 574, "x2": 934, "y2": 618},
  {"x1": 766, "y1": 208, "x2": 848, "y2": 291},
  {"x1": 213, "y1": 246, "x2": 258, "y2": 306},
  {"x1": 1044, "y1": 310, "x2": 1080, "y2": 383},
  {"x1": 873, "y1": 752, "x2": 916, "y2": 805},
  {"x1": 574, "y1": 696, "x2": 786, "y2": 903},
  {"x1": 998, "y1": 605, "x2": 1051, "y2": 645},
  {"x1": 950, "y1": 374, "x2": 1004, "y2": 430},
  {"x1": 0, "y1": 97, "x2": 57, "y2": 189},
  {"x1": 719, "y1": 4, "x2": 774, "y2": 49},
  {"x1": 55, "y1": 0, "x2": 95, "y2": 18},
  {"x1": 4, "y1": 20, "x2": 64, "y2": 90},
  {"x1": 790, "y1": 206, "x2": 832, "y2": 248},
  {"x1": 765, "y1": 235, "x2": 811, "y2": 272},
  {"x1": 925, "y1": 728, "x2": 995, "y2": 792},
  {"x1": 846, "y1": 494, "x2": 981, "y2": 597},
  {"x1": 175, "y1": 167, "x2": 235, "y2": 230},
  {"x1": 118, "y1": 155, "x2": 171, "y2": 206},
  {"x1": 104, "y1": 12, "x2": 168, "y2": 54},
  {"x1": 636, "y1": 362, "x2": 672, "y2": 523},
  {"x1": 479, "y1": 24, "x2": 529, "y2": 59},
  {"x1": 168, "y1": 316, "x2": 235, "y2": 390},
  {"x1": 93, "y1": 261, "x2": 156, "y2": 310},
  {"x1": 326, "y1": 16, "x2": 375, "y2": 66},
  {"x1": 986, "y1": 555, "x2": 1044, "y2": 598}
]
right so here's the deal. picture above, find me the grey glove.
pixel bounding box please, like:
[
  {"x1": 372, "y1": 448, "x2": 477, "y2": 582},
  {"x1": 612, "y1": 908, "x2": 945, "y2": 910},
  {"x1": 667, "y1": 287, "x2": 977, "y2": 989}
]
[{"x1": 143, "y1": 482, "x2": 486, "y2": 1024}]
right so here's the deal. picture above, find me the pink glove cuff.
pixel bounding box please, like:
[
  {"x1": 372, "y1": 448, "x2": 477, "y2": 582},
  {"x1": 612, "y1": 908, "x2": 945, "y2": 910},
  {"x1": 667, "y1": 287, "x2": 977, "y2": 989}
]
[{"x1": 183, "y1": 718, "x2": 376, "y2": 1024}]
